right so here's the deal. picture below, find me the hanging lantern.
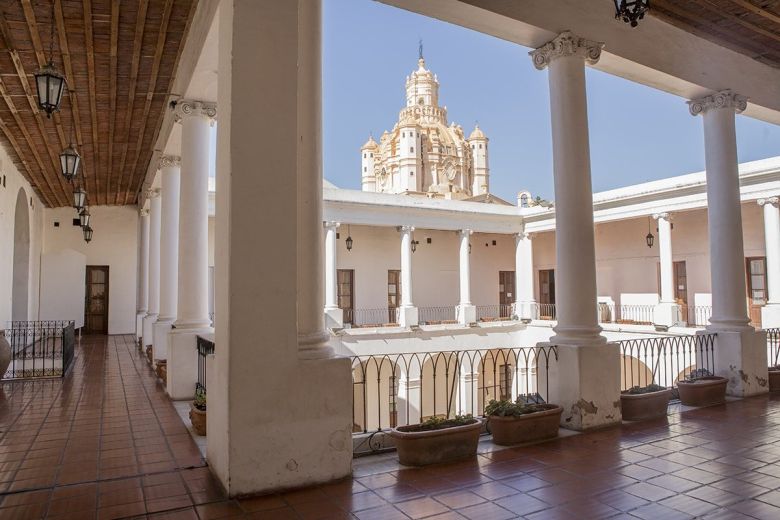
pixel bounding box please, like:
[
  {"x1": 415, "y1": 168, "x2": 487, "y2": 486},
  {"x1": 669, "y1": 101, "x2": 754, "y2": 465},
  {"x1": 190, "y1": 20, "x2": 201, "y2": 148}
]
[
  {"x1": 34, "y1": 1, "x2": 67, "y2": 117},
  {"x1": 59, "y1": 143, "x2": 81, "y2": 181},
  {"x1": 83, "y1": 225, "x2": 93, "y2": 243},
  {"x1": 645, "y1": 219, "x2": 655, "y2": 248},
  {"x1": 411, "y1": 240, "x2": 419, "y2": 253},
  {"x1": 79, "y1": 207, "x2": 91, "y2": 228},
  {"x1": 614, "y1": 0, "x2": 650, "y2": 28},
  {"x1": 345, "y1": 235, "x2": 353, "y2": 251},
  {"x1": 73, "y1": 186, "x2": 87, "y2": 210}
]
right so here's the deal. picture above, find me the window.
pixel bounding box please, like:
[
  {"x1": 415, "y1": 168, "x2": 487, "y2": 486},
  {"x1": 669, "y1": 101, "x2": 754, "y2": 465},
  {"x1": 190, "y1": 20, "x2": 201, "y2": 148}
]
[
  {"x1": 479, "y1": 144, "x2": 483, "y2": 149},
  {"x1": 370, "y1": 153, "x2": 373, "y2": 158},
  {"x1": 499, "y1": 364, "x2": 512, "y2": 400},
  {"x1": 363, "y1": 167, "x2": 367, "y2": 172},
  {"x1": 520, "y1": 194, "x2": 529, "y2": 208},
  {"x1": 410, "y1": 147, "x2": 414, "y2": 153},
  {"x1": 363, "y1": 153, "x2": 366, "y2": 158},
  {"x1": 402, "y1": 132, "x2": 405, "y2": 138}
]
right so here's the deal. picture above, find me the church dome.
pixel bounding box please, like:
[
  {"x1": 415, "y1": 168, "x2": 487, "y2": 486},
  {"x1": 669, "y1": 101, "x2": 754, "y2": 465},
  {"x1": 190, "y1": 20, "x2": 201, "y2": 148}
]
[
  {"x1": 361, "y1": 135, "x2": 378, "y2": 150},
  {"x1": 468, "y1": 124, "x2": 486, "y2": 140}
]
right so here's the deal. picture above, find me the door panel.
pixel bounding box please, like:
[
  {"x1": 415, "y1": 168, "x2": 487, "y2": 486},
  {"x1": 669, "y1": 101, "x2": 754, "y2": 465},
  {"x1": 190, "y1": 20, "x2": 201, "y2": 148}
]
[
  {"x1": 338, "y1": 269, "x2": 354, "y2": 324},
  {"x1": 499, "y1": 271, "x2": 515, "y2": 318},
  {"x1": 85, "y1": 266, "x2": 109, "y2": 334},
  {"x1": 747, "y1": 257, "x2": 767, "y2": 327},
  {"x1": 674, "y1": 261, "x2": 688, "y2": 324},
  {"x1": 387, "y1": 270, "x2": 401, "y2": 323}
]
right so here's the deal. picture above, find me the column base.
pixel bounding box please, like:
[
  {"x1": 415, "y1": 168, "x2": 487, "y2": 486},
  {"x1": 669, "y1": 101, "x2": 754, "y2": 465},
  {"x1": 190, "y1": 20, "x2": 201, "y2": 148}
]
[
  {"x1": 324, "y1": 307, "x2": 344, "y2": 329},
  {"x1": 398, "y1": 306, "x2": 419, "y2": 328},
  {"x1": 142, "y1": 314, "x2": 158, "y2": 348},
  {"x1": 210, "y1": 355, "x2": 353, "y2": 496},
  {"x1": 136, "y1": 312, "x2": 146, "y2": 339},
  {"x1": 708, "y1": 329, "x2": 769, "y2": 397},
  {"x1": 456, "y1": 304, "x2": 476, "y2": 326},
  {"x1": 541, "y1": 341, "x2": 622, "y2": 431},
  {"x1": 514, "y1": 301, "x2": 537, "y2": 322},
  {"x1": 653, "y1": 302, "x2": 682, "y2": 329},
  {"x1": 152, "y1": 319, "x2": 175, "y2": 361},
  {"x1": 761, "y1": 304, "x2": 780, "y2": 329},
  {"x1": 167, "y1": 327, "x2": 213, "y2": 400}
]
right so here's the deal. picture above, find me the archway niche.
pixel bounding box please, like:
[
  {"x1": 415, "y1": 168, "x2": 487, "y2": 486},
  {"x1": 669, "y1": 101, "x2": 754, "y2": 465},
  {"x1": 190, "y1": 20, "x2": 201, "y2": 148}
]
[{"x1": 12, "y1": 188, "x2": 30, "y2": 322}]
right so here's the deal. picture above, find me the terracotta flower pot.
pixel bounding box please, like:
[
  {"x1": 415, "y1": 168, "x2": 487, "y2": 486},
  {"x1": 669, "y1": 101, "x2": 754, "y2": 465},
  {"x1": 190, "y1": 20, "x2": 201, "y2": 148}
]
[
  {"x1": 146, "y1": 345, "x2": 153, "y2": 364},
  {"x1": 190, "y1": 403, "x2": 207, "y2": 436},
  {"x1": 155, "y1": 360, "x2": 167, "y2": 385},
  {"x1": 769, "y1": 369, "x2": 780, "y2": 392},
  {"x1": 488, "y1": 405, "x2": 562, "y2": 446},
  {"x1": 677, "y1": 376, "x2": 728, "y2": 407},
  {"x1": 620, "y1": 388, "x2": 672, "y2": 421},
  {"x1": 390, "y1": 419, "x2": 482, "y2": 466}
]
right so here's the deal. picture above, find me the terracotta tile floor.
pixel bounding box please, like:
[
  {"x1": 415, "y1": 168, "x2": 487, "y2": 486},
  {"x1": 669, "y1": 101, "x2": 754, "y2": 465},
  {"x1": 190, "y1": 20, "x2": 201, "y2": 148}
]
[{"x1": 3, "y1": 335, "x2": 780, "y2": 518}]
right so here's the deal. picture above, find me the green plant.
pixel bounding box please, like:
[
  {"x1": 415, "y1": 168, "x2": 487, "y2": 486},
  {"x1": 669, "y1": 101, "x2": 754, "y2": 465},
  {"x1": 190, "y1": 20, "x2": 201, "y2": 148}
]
[
  {"x1": 622, "y1": 384, "x2": 666, "y2": 395},
  {"x1": 411, "y1": 414, "x2": 474, "y2": 432},
  {"x1": 684, "y1": 368, "x2": 713, "y2": 382},
  {"x1": 194, "y1": 387, "x2": 207, "y2": 411},
  {"x1": 484, "y1": 398, "x2": 552, "y2": 417}
]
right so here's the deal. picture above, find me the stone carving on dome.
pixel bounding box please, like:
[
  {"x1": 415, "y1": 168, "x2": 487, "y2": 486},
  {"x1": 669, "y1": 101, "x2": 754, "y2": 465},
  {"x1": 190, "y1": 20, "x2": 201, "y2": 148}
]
[
  {"x1": 688, "y1": 90, "x2": 748, "y2": 116},
  {"x1": 529, "y1": 31, "x2": 604, "y2": 70}
]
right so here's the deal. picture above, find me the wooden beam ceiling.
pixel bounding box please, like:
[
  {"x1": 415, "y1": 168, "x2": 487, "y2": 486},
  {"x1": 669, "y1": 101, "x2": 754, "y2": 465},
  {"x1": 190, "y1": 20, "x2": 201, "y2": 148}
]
[{"x1": 0, "y1": 0, "x2": 197, "y2": 208}]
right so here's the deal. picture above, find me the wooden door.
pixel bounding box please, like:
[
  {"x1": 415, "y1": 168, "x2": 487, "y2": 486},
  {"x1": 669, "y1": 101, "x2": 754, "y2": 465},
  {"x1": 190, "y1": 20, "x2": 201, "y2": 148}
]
[
  {"x1": 538, "y1": 269, "x2": 555, "y2": 319},
  {"x1": 674, "y1": 261, "x2": 688, "y2": 324},
  {"x1": 387, "y1": 270, "x2": 401, "y2": 323},
  {"x1": 85, "y1": 266, "x2": 109, "y2": 334},
  {"x1": 499, "y1": 271, "x2": 515, "y2": 317},
  {"x1": 337, "y1": 269, "x2": 354, "y2": 324},
  {"x1": 746, "y1": 257, "x2": 767, "y2": 327}
]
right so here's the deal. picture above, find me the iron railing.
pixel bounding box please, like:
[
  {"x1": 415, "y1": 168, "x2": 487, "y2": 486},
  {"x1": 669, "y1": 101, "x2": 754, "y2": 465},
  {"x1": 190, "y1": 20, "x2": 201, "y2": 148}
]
[
  {"x1": 681, "y1": 305, "x2": 712, "y2": 327},
  {"x1": 418, "y1": 306, "x2": 457, "y2": 324},
  {"x1": 476, "y1": 304, "x2": 514, "y2": 321},
  {"x1": 3, "y1": 321, "x2": 75, "y2": 379},
  {"x1": 617, "y1": 305, "x2": 655, "y2": 325},
  {"x1": 350, "y1": 345, "x2": 558, "y2": 435},
  {"x1": 767, "y1": 328, "x2": 780, "y2": 368},
  {"x1": 344, "y1": 308, "x2": 399, "y2": 328},
  {"x1": 618, "y1": 334, "x2": 716, "y2": 392},
  {"x1": 196, "y1": 335, "x2": 215, "y2": 393},
  {"x1": 535, "y1": 303, "x2": 557, "y2": 321}
]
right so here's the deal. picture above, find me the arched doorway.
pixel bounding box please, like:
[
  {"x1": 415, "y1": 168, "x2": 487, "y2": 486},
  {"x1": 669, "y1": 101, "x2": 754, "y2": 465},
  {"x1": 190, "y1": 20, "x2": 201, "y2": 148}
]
[{"x1": 12, "y1": 188, "x2": 30, "y2": 322}]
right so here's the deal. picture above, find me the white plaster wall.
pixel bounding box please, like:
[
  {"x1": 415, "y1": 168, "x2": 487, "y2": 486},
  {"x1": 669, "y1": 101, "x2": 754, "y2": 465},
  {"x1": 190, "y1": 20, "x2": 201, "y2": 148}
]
[
  {"x1": 334, "y1": 225, "x2": 515, "y2": 310},
  {"x1": 39, "y1": 249, "x2": 86, "y2": 328},
  {"x1": 0, "y1": 148, "x2": 44, "y2": 325},
  {"x1": 42, "y1": 206, "x2": 139, "y2": 334},
  {"x1": 208, "y1": 216, "x2": 215, "y2": 267}
]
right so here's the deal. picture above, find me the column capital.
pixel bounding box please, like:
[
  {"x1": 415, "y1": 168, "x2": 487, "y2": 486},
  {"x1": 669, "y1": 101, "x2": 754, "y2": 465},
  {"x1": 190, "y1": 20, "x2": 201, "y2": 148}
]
[
  {"x1": 140, "y1": 208, "x2": 149, "y2": 217},
  {"x1": 323, "y1": 221, "x2": 340, "y2": 230},
  {"x1": 516, "y1": 231, "x2": 533, "y2": 241},
  {"x1": 758, "y1": 197, "x2": 780, "y2": 207},
  {"x1": 397, "y1": 225, "x2": 414, "y2": 233},
  {"x1": 529, "y1": 31, "x2": 604, "y2": 70},
  {"x1": 688, "y1": 90, "x2": 747, "y2": 116},
  {"x1": 147, "y1": 188, "x2": 161, "y2": 199},
  {"x1": 653, "y1": 212, "x2": 671, "y2": 221},
  {"x1": 458, "y1": 229, "x2": 472, "y2": 237},
  {"x1": 159, "y1": 154, "x2": 181, "y2": 169},
  {"x1": 172, "y1": 99, "x2": 217, "y2": 123}
]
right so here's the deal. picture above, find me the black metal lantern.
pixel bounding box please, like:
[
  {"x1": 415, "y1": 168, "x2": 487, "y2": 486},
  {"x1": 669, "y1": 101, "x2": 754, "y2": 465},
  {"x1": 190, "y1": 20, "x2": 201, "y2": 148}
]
[
  {"x1": 614, "y1": 0, "x2": 649, "y2": 28},
  {"x1": 345, "y1": 235, "x2": 353, "y2": 251},
  {"x1": 59, "y1": 143, "x2": 81, "y2": 181},
  {"x1": 645, "y1": 219, "x2": 655, "y2": 248},
  {"x1": 34, "y1": 1, "x2": 67, "y2": 117},
  {"x1": 73, "y1": 186, "x2": 87, "y2": 210},
  {"x1": 411, "y1": 240, "x2": 419, "y2": 253},
  {"x1": 79, "y1": 207, "x2": 91, "y2": 228},
  {"x1": 83, "y1": 225, "x2": 93, "y2": 243}
]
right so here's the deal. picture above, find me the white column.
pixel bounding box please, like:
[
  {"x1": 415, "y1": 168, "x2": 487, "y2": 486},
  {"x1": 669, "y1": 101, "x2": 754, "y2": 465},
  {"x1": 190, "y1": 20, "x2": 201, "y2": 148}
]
[
  {"x1": 296, "y1": 0, "x2": 332, "y2": 360},
  {"x1": 136, "y1": 208, "x2": 150, "y2": 340},
  {"x1": 653, "y1": 212, "x2": 681, "y2": 328},
  {"x1": 209, "y1": 0, "x2": 351, "y2": 496},
  {"x1": 167, "y1": 101, "x2": 215, "y2": 400},
  {"x1": 142, "y1": 189, "x2": 161, "y2": 348},
  {"x1": 514, "y1": 232, "x2": 536, "y2": 321},
  {"x1": 760, "y1": 197, "x2": 780, "y2": 327},
  {"x1": 530, "y1": 32, "x2": 620, "y2": 430},
  {"x1": 398, "y1": 225, "x2": 418, "y2": 327},
  {"x1": 324, "y1": 221, "x2": 343, "y2": 328},
  {"x1": 689, "y1": 90, "x2": 766, "y2": 397},
  {"x1": 152, "y1": 155, "x2": 181, "y2": 361},
  {"x1": 456, "y1": 229, "x2": 476, "y2": 325}
]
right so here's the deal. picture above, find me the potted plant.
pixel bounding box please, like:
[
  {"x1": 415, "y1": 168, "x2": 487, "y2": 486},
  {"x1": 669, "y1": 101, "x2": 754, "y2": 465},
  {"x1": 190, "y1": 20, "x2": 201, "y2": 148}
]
[
  {"x1": 190, "y1": 387, "x2": 207, "y2": 436},
  {"x1": 769, "y1": 365, "x2": 780, "y2": 392},
  {"x1": 620, "y1": 383, "x2": 672, "y2": 421},
  {"x1": 155, "y1": 360, "x2": 167, "y2": 385},
  {"x1": 485, "y1": 399, "x2": 562, "y2": 446},
  {"x1": 145, "y1": 345, "x2": 153, "y2": 364},
  {"x1": 677, "y1": 369, "x2": 727, "y2": 407},
  {"x1": 390, "y1": 415, "x2": 481, "y2": 466}
]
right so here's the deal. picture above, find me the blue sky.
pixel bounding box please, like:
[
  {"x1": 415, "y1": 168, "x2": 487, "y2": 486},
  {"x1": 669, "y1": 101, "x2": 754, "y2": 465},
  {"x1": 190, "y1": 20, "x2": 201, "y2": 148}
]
[{"x1": 322, "y1": 0, "x2": 780, "y2": 202}]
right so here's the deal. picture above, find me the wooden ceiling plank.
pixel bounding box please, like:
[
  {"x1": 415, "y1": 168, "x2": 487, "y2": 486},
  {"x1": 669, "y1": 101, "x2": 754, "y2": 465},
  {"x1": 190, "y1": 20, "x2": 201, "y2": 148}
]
[
  {"x1": 83, "y1": 0, "x2": 101, "y2": 204},
  {"x1": 653, "y1": 1, "x2": 775, "y2": 60},
  {"x1": 727, "y1": 0, "x2": 780, "y2": 26},
  {"x1": 20, "y1": 0, "x2": 74, "y2": 203},
  {"x1": 108, "y1": 0, "x2": 119, "y2": 205},
  {"x1": 117, "y1": 0, "x2": 150, "y2": 205},
  {"x1": 122, "y1": 0, "x2": 174, "y2": 205},
  {"x1": 687, "y1": 0, "x2": 780, "y2": 44},
  {"x1": 55, "y1": 0, "x2": 84, "y2": 147}
]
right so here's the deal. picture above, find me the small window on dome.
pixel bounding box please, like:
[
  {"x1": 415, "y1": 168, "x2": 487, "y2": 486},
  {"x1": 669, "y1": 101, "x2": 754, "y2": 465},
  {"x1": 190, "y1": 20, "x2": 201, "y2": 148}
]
[
  {"x1": 363, "y1": 153, "x2": 366, "y2": 158},
  {"x1": 364, "y1": 167, "x2": 367, "y2": 172},
  {"x1": 370, "y1": 153, "x2": 373, "y2": 158},
  {"x1": 479, "y1": 144, "x2": 483, "y2": 149},
  {"x1": 418, "y1": 97, "x2": 424, "y2": 105}
]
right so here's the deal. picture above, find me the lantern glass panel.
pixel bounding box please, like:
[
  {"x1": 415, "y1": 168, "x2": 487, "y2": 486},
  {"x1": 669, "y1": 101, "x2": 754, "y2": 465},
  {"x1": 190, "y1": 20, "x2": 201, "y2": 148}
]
[
  {"x1": 34, "y1": 64, "x2": 66, "y2": 116},
  {"x1": 79, "y1": 209, "x2": 91, "y2": 228},
  {"x1": 346, "y1": 236, "x2": 353, "y2": 251},
  {"x1": 73, "y1": 188, "x2": 87, "y2": 209}
]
